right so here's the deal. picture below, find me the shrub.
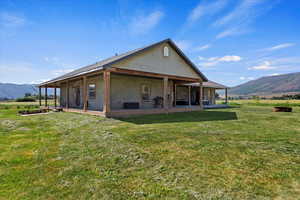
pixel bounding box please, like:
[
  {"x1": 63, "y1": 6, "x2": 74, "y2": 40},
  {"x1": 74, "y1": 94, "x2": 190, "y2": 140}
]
[{"x1": 15, "y1": 97, "x2": 36, "y2": 102}]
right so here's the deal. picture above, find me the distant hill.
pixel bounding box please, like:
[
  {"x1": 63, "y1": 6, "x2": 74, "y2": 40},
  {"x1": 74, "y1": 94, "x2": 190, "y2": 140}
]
[
  {"x1": 0, "y1": 83, "x2": 38, "y2": 99},
  {"x1": 229, "y1": 72, "x2": 300, "y2": 96}
]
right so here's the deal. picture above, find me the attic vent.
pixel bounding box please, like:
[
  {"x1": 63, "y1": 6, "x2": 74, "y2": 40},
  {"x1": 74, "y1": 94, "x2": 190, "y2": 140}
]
[{"x1": 163, "y1": 46, "x2": 169, "y2": 57}]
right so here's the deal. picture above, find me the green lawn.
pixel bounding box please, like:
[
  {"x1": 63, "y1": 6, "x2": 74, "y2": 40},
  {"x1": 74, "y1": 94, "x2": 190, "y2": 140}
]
[{"x1": 0, "y1": 105, "x2": 300, "y2": 199}]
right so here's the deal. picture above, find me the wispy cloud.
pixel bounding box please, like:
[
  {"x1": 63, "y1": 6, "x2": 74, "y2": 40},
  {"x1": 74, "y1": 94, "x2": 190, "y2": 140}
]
[
  {"x1": 194, "y1": 44, "x2": 212, "y2": 51},
  {"x1": 129, "y1": 10, "x2": 164, "y2": 35},
  {"x1": 240, "y1": 76, "x2": 254, "y2": 80},
  {"x1": 199, "y1": 55, "x2": 242, "y2": 67},
  {"x1": 187, "y1": 0, "x2": 228, "y2": 23},
  {"x1": 0, "y1": 12, "x2": 26, "y2": 27},
  {"x1": 262, "y1": 43, "x2": 295, "y2": 51},
  {"x1": 214, "y1": 0, "x2": 278, "y2": 39},
  {"x1": 248, "y1": 61, "x2": 276, "y2": 70},
  {"x1": 216, "y1": 27, "x2": 249, "y2": 39}
]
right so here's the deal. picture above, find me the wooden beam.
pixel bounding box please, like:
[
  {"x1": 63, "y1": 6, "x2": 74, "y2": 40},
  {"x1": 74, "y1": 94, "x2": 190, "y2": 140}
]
[
  {"x1": 225, "y1": 88, "x2": 228, "y2": 104},
  {"x1": 109, "y1": 67, "x2": 200, "y2": 82},
  {"x1": 163, "y1": 77, "x2": 168, "y2": 110},
  {"x1": 199, "y1": 82, "x2": 203, "y2": 109},
  {"x1": 174, "y1": 84, "x2": 177, "y2": 107},
  {"x1": 54, "y1": 87, "x2": 57, "y2": 108},
  {"x1": 39, "y1": 87, "x2": 41, "y2": 106},
  {"x1": 66, "y1": 81, "x2": 69, "y2": 109},
  {"x1": 103, "y1": 71, "x2": 111, "y2": 113},
  {"x1": 188, "y1": 86, "x2": 191, "y2": 106},
  {"x1": 83, "y1": 76, "x2": 88, "y2": 111},
  {"x1": 45, "y1": 87, "x2": 48, "y2": 107}
]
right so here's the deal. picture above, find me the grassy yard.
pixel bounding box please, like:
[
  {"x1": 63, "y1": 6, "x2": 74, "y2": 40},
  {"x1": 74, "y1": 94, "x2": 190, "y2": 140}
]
[
  {"x1": 224, "y1": 99, "x2": 300, "y2": 107},
  {"x1": 1, "y1": 105, "x2": 300, "y2": 199}
]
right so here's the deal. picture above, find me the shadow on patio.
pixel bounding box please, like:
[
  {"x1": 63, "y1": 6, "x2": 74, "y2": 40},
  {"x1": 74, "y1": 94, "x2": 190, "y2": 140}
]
[{"x1": 117, "y1": 110, "x2": 238, "y2": 125}]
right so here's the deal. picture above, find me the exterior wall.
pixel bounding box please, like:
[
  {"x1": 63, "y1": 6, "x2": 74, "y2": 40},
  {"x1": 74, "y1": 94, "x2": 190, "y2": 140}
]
[
  {"x1": 86, "y1": 75, "x2": 104, "y2": 111},
  {"x1": 110, "y1": 74, "x2": 173, "y2": 110},
  {"x1": 111, "y1": 42, "x2": 201, "y2": 79},
  {"x1": 176, "y1": 86, "x2": 189, "y2": 102},
  {"x1": 59, "y1": 74, "x2": 104, "y2": 111}
]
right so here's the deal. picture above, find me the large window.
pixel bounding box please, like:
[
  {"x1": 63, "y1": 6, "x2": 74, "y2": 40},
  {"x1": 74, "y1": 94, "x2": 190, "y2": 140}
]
[
  {"x1": 88, "y1": 84, "x2": 96, "y2": 99},
  {"x1": 141, "y1": 84, "x2": 151, "y2": 101}
]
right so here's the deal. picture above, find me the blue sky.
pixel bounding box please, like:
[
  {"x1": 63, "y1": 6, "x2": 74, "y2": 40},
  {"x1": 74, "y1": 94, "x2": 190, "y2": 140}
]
[{"x1": 1, "y1": 0, "x2": 300, "y2": 86}]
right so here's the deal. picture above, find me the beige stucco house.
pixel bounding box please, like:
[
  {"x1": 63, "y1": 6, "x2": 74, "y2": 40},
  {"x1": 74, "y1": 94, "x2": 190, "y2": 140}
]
[{"x1": 38, "y1": 39, "x2": 228, "y2": 117}]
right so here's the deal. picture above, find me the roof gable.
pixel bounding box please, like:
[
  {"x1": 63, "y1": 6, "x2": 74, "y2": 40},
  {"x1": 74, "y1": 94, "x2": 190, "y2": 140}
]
[{"x1": 39, "y1": 39, "x2": 207, "y2": 86}]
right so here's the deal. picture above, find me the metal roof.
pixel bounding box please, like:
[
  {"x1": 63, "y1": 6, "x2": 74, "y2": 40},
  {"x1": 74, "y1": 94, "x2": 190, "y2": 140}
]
[{"x1": 39, "y1": 38, "x2": 208, "y2": 86}]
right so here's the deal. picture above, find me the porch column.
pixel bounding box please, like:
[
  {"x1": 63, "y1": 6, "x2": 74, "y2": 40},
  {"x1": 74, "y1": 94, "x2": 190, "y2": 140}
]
[
  {"x1": 39, "y1": 87, "x2": 42, "y2": 106},
  {"x1": 188, "y1": 86, "x2": 191, "y2": 106},
  {"x1": 66, "y1": 81, "x2": 69, "y2": 109},
  {"x1": 83, "y1": 76, "x2": 88, "y2": 111},
  {"x1": 163, "y1": 77, "x2": 168, "y2": 110},
  {"x1": 45, "y1": 86, "x2": 48, "y2": 107},
  {"x1": 199, "y1": 82, "x2": 203, "y2": 109},
  {"x1": 103, "y1": 71, "x2": 111, "y2": 113},
  {"x1": 212, "y1": 89, "x2": 216, "y2": 104},
  {"x1": 54, "y1": 87, "x2": 57, "y2": 108},
  {"x1": 174, "y1": 84, "x2": 177, "y2": 107},
  {"x1": 225, "y1": 88, "x2": 228, "y2": 104}
]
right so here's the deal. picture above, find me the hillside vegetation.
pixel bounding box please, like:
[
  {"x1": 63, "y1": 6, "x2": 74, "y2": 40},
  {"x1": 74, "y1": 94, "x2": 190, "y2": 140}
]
[
  {"x1": 1, "y1": 105, "x2": 300, "y2": 199},
  {"x1": 229, "y1": 72, "x2": 300, "y2": 96}
]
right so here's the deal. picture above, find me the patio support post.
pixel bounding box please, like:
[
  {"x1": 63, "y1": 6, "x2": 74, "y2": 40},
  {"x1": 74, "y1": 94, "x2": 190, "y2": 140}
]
[
  {"x1": 225, "y1": 88, "x2": 228, "y2": 104},
  {"x1": 174, "y1": 84, "x2": 177, "y2": 107},
  {"x1": 39, "y1": 87, "x2": 41, "y2": 107},
  {"x1": 45, "y1": 86, "x2": 48, "y2": 107},
  {"x1": 54, "y1": 87, "x2": 57, "y2": 108},
  {"x1": 66, "y1": 81, "x2": 69, "y2": 109},
  {"x1": 103, "y1": 71, "x2": 111, "y2": 114},
  {"x1": 83, "y1": 76, "x2": 87, "y2": 111},
  {"x1": 199, "y1": 82, "x2": 203, "y2": 109},
  {"x1": 188, "y1": 86, "x2": 191, "y2": 106},
  {"x1": 163, "y1": 77, "x2": 168, "y2": 110}
]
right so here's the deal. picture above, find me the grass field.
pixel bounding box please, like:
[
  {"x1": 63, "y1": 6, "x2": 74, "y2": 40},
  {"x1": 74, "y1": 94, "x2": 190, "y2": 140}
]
[
  {"x1": 218, "y1": 99, "x2": 300, "y2": 107},
  {"x1": 1, "y1": 104, "x2": 300, "y2": 199}
]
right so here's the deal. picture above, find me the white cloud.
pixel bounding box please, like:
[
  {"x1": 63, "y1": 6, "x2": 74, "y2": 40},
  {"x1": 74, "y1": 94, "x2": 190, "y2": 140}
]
[
  {"x1": 248, "y1": 61, "x2": 276, "y2": 70},
  {"x1": 129, "y1": 10, "x2": 164, "y2": 35},
  {"x1": 214, "y1": 0, "x2": 278, "y2": 39},
  {"x1": 214, "y1": 0, "x2": 267, "y2": 27},
  {"x1": 188, "y1": 0, "x2": 228, "y2": 23},
  {"x1": 0, "y1": 12, "x2": 26, "y2": 27},
  {"x1": 240, "y1": 76, "x2": 254, "y2": 80},
  {"x1": 194, "y1": 44, "x2": 211, "y2": 51},
  {"x1": 216, "y1": 27, "x2": 249, "y2": 39},
  {"x1": 199, "y1": 55, "x2": 242, "y2": 67},
  {"x1": 263, "y1": 43, "x2": 295, "y2": 51},
  {"x1": 269, "y1": 73, "x2": 280, "y2": 76}
]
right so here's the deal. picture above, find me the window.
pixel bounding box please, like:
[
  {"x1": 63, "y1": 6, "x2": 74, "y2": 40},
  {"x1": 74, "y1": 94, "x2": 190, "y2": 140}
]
[
  {"x1": 163, "y1": 46, "x2": 169, "y2": 57},
  {"x1": 141, "y1": 84, "x2": 151, "y2": 101},
  {"x1": 88, "y1": 84, "x2": 96, "y2": 99}
]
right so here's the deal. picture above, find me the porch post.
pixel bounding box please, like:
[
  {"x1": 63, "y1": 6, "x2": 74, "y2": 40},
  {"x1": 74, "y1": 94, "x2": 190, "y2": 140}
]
[
  {"x1": 39, "y1": 87, "x2": 42, "y2": 106},
  {"x1": 45, "y1": 86, "x2": 48, "y2": 107},
  {"x1": 174, "y1": 84, "x2": 177, "y2": 107},
  {"x1": 103, "y1": 71, "x2": 111, "y2": 114},
  {"x1": 54, "y1": 87, "x2": 57, "y2": 108},
  {"x1": 212, "y1": 89, "x2": 216, "y2": 104},
  {"x1": 83, "y1": 76, "x2": 88, "y2": 111},
  {"x1": 199, "y1": 82, "x2": 203, "y2": 109},
  {"x1": 66, "y1": 81, "x2": 69, "y2": 109},
  {"x1": 188, "y1": 86, "x2": 191, "y2": 106},
  {"x1": 225, "y1": 88, "x2": 228, "y2": 104},
  {"x1": 163, "y1": 77, "x2": 168, "y2": 110}
]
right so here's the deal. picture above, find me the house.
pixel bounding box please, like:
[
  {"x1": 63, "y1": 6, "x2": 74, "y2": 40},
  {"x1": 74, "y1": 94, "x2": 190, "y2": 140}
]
[{"x1": 38, "y1": 39, "x2": 229, "y2": 117}]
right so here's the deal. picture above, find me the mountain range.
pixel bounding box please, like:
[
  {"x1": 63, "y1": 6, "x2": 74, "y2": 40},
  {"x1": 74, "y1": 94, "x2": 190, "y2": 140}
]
[
  {"x1": 0, "y1": 83, "x2": 38, "y2": 99},
  {"x1": 229, "y1": 72, "x2": 300, "y2": 96}
]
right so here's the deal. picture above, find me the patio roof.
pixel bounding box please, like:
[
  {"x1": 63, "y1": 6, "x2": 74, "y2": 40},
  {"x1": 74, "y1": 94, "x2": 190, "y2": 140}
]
[{"x1": 186, "y1": 80, "x2": 229, "y2": 89}]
